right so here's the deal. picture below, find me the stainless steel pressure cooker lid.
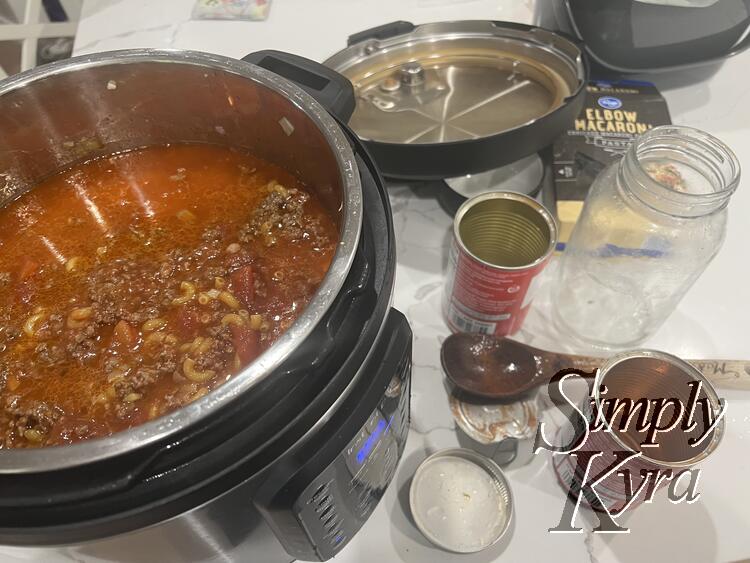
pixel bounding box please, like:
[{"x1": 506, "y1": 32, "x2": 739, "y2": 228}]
[
  {"x1": 325, "y1": 20, "x2": 584, "y2": 145},
  {"x1": 324, "y1": 20, "x2": 587, "y2": 180}
]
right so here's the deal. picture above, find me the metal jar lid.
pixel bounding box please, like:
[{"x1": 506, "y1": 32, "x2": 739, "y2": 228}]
[
  {"x1": 409, "y1": 448, "x2": 513, "y2": 553},
  {"x1": 324, "y1": 20, "x2": 587, "y2": 180}
]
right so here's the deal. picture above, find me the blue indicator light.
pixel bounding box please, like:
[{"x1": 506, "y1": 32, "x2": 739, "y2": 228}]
[{"x1": 356, "y1": 416, "x2": 392, "y2": 465}]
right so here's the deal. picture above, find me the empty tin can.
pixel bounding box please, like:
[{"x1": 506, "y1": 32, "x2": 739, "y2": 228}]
[
  {"x1": 443, "y1": 191, "x2": 557, "y2": 336},
  {"x1": 552, "y1": 349, "x2": 726, "y2": 514}
]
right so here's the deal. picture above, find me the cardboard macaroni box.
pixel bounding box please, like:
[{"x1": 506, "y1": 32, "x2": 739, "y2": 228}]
[{"x1": 551, "y1": 80, "x2": 672, "y2": 247}]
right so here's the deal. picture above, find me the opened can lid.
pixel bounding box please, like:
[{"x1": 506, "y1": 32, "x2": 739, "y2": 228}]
[{"x1": 409, "y1": 448, "x2": 513, "y2": 553}]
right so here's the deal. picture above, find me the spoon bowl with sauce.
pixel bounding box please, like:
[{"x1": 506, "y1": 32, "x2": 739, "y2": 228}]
[{"x1": 441, "y1": 333, "x2": 750, "y2": 400}]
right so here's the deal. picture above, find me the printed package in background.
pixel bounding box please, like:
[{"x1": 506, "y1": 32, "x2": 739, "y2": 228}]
[
  {"x1": 550, "y1": 80, "x2": 672, "y2": 247},
  {"x1": 192, "y1": 0, "x2": 271, "y2": 21}
]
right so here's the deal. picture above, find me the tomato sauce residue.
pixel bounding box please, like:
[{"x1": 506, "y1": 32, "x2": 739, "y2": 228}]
[{"x1": 0, "y1": 144, "x2": 338, "y2": 448}]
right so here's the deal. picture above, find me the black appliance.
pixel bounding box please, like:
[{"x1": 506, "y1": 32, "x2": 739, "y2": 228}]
[
  {"x1": 553, "y1": 0, "x2": 750, "y2": 72},
  {"x1": 0, "y1": 51, "x2": 411, "y2": 563}
]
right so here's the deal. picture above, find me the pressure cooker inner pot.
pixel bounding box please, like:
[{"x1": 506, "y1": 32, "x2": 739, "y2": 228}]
[
  {"x1": 0, "y1": 56, "x2": 344, "y2": 224},
  {"x1": 0, "y1": 52, "x2": 362, "y2": 464}
]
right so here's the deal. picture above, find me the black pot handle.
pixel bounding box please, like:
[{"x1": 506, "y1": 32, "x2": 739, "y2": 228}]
[
  {"x1": 490, "y1": 20, "x2": 535, "y2": 32},
  {"x1": 242, "y1": 50, "x2": 355, "y2": 122},
  {"x1": 347, "y1": 20, "x2": 415, "y2": 46}
]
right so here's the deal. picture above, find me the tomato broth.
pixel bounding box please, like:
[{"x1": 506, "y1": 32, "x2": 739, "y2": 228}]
[{"x1": 0, "y1": 143, "x2": 338, "y2": 448}]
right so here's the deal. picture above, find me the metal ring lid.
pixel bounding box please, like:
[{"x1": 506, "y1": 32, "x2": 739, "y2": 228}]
[{"x1": 409, "y1": 448, "x2": 514, "y2": 553}]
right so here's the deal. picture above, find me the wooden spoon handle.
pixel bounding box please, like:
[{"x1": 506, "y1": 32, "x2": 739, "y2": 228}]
[
  {"x1": 558, "y1": 354, "x2": 750, "y2": 390},
  {"x1": 685, "y1": 360, "x2": 750, "y2": 390}
]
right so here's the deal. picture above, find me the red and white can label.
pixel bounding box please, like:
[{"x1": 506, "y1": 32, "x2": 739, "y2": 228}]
[{"x1": 443, "y1": 238, "x2": 549, "y2": 337}]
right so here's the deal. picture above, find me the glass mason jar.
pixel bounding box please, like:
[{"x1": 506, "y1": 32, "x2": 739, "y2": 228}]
[{"x1": 554, "y1": 126, "x2": 740, "y2": 348}]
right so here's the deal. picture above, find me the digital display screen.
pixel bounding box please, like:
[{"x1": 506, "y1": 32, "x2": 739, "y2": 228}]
[{"x1": 356, "y1": 416, "x2": 393, "y2": 465}]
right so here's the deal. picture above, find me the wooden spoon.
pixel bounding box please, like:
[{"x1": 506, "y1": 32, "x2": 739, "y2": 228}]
[{"x1": 441, "y1": 333, "x2": 750, "y2": 400}]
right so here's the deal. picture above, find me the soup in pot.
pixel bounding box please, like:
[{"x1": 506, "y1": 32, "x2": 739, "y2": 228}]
[{"x1": 0, "y1": 143, "x2": 339, "y2": 448}]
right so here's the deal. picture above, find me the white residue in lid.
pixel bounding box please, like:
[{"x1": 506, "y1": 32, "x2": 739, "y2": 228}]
[{"x1": 411, "y1": 455, "x2": 509, "y2": 552}]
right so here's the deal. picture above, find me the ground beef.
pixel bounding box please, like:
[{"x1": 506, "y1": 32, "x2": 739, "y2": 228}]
[
  {"x1": 207, "y1": 323, "x2": 232, "y2": 341},
  {"x1": 0, "y1": 310, "x2": 17, "y2": 349},
  {"x1": 192, "y1": 337, "x2": 234, "y2": 374},
  {"x1": 73, "y1": 424, "x2": 92, "y2": 439},
  {"x1": 224, "y1": 249, "x2": 255, "y2": 276},
  {"x1": 34, "y1": 342, "x2": 66, "y2": 366},
  {"x1": 66, "y1": 322, "x2": 99, "y2": 363},
  {"x1": 4, "y1": 325, "x2": 21, "y2": 342},
  {"x1": 110, "y1": 368, "x2": 156, "y2": 397},
  {"x1": 125, "y1": 221, "x2": 171, "y2": 249},
  {"x1": 88, "y1": 259, "x2": 178, "y2": 324},
  {"x1": 34, "y1": 313, "x2": 64, "y2": 340},
  {"x1": 112, "y1": 367, "x2": 161, "y2": 420},
  {"x1": 158, "y1": 260, "x2": 176, "y2": 279},
  {"x1": 151, "y1": 345, "x2": 178, "y2": 375},
  {"x1": 239, "y1": 182, "x2": 328, "y2": 248},
  {"x1": 2, "y1": 397, "x2": 61, "y2": 446},
  {"x1": 102, "y1": 355, "x2": 121, "y2": 373},
  {"x1": 167, "y1": 231, "x2": 224, "y2": 276},
  {"x1": 131, "y1": 367, "x2": 159, "y2": 390},
  {"x1": 204, "y1": 265, "x2": 228, "y2": 279},
  {"x1": 161, "y1": 390, "x2": 184, "y2": 412},
  {"x1": 114, "y1": 401, "x2": 135, "y2": 419},
  {"x1": 63, "y1": 321, "x2": 94, "y2": 362},
  {"x1": 201, "y1": 226, "x2": 224, "y2": 242}
]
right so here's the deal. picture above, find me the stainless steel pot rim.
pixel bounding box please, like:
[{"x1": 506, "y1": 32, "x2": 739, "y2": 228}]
[{"x1": 0, "y1": 48, "x2": 362, "y2": 473}]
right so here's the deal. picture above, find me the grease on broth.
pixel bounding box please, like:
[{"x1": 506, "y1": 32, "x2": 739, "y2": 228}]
[{"x1": 0, "y1": 143, "x2": 338, "y2": 448}]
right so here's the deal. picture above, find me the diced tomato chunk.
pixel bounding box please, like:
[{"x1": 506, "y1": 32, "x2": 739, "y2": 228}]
[
  {"x1": 230, "y1": 265, "x2": 254, "y2": 307},
  {"x1": 175, "y1": 306, "x2": 199, "y2": 339},
  {"x1": 15, "y1": 280, "x2": 35, "y2": 305},
  {"x1": 230, "y1": 324, "x2": 260, "y2": 365},
  {"x1": 17, "y1": 257, "x2": 39, "y2": 281}
]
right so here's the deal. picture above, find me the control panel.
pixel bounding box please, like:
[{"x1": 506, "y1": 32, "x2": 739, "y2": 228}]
[{"x1": 295, "y1": 352, "x2": 410, "y2": 560}]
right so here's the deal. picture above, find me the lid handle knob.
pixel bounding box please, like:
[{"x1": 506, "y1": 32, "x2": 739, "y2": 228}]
[
  {"x1": 242, "y1": 50, "x2": 356, "y2": 122},
  {"x1": 347, "y1": 20, "x2": 415, "y2": 46}
]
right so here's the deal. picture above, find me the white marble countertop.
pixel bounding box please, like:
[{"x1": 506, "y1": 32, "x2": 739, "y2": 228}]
[{"x1": 14, "y1": 1, "x2": 750, "y2": 562}]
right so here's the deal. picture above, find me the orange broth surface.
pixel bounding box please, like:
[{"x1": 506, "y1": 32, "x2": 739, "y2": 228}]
[{"x1": 0, "y1": 143, "x2": 338, "y2": 448}]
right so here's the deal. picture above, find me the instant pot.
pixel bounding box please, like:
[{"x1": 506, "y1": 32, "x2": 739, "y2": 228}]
[
  {"x1": 548, "y1": 0, "x2": 750, "y2": 73},
  {"x1": 0, "y1": 50, "x2": 411, "y2": 562}
]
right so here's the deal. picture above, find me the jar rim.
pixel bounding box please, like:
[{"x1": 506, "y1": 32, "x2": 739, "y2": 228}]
[{"x1": 623, "y1": 125, "x2": 740, "y2": 214}]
